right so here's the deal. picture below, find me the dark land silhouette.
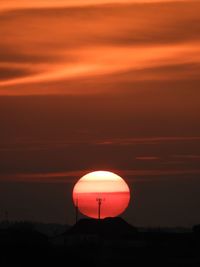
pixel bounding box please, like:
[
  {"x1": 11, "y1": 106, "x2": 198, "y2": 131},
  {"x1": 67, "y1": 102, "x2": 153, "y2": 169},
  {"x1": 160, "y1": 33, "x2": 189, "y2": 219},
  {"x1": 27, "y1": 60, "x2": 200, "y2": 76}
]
[
  {"x1": 1, "y1": 218, "x2": 200, "y2": 266},
  {"x1": 67, "y1": 217, "x2": 137, "y2": 237}
]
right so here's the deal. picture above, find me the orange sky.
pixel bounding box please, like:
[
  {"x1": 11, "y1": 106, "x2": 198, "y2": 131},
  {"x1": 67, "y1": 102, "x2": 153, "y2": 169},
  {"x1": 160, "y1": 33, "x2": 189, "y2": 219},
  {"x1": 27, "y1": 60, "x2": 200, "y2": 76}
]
[
  {"x1": 0, "y1": 0, "x2": 200, "y2": 225},
  {"x1": 0, "y1": 0, "x2": 190, "y2": 10},
  {"x1": 0, "y1": 0, "x2": 200, "y2": 95}
]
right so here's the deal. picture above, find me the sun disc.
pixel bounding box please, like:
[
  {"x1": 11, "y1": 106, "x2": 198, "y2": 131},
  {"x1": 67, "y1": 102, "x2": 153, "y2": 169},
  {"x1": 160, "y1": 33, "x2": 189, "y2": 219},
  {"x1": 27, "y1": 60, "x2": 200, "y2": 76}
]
[{"x1": 72, "y1": 171, "x2": 131, "y2": 219}]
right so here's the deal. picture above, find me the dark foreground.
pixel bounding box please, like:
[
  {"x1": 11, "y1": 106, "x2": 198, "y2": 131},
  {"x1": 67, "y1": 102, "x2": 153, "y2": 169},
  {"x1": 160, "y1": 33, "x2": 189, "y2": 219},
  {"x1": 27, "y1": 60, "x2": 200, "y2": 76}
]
[{"x1": 1, "y1": 218, "x2": 200, "y2": 266}]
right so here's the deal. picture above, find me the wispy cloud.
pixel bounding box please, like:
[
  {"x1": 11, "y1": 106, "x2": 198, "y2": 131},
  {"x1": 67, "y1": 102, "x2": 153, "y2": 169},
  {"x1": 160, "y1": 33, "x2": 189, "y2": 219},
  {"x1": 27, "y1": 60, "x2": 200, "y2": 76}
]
[
  {"x1": 1, "y1": 168, "x2": 200, "y2": 183},
  {"x1": 0, "y1": 1, "x2": 199, "y2": 95},
  {"x1": 136, "y1": 156, "x2": 160, "y2": 161},
  {"x1": 95, "y1": 137, "x2": 200, "y2": 146},
  {"x1": 0, "y1": 0, "x2": 192, "y2": 11},
  {"x1": 172, "y1": 155, "x2": 200, "y2": 160},
  {"x1": 1, "y1": 136, "x2": 200, "y2": 152},
  {"x1": 1, "y1": 43, "x2": 199, "y2": 90}
]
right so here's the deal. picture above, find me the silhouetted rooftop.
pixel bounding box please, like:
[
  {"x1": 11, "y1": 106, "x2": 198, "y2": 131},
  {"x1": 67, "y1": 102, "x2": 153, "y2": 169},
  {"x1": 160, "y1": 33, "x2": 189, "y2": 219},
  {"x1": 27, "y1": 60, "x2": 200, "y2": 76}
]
[{"x1": 66, "y1": 217, "x2": 137, "y2": 238}]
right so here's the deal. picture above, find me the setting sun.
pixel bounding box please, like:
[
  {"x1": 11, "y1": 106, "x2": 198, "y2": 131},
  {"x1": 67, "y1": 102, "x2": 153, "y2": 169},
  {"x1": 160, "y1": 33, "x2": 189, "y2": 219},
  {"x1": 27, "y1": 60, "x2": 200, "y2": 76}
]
[{"x1": 72, "y1": 171, "x2": 130, "y2": 219}]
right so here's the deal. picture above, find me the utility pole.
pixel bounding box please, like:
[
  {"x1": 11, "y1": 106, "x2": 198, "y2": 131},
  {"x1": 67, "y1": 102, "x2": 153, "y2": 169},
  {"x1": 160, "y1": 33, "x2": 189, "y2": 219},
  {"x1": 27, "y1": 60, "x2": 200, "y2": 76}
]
[
  {"x1": 75, "y1": 198, "x2": 78, "y2": 223},
  {"x1": 96, "y1": 198, "x2": 104, "y2": 220}
]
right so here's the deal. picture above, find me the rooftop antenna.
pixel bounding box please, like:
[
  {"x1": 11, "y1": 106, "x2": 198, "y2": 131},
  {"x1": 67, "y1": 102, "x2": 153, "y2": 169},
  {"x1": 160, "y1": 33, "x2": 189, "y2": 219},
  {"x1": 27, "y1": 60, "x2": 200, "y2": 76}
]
[{"x1": 96, "y1": 198, "x2": 105, "y2": 220}]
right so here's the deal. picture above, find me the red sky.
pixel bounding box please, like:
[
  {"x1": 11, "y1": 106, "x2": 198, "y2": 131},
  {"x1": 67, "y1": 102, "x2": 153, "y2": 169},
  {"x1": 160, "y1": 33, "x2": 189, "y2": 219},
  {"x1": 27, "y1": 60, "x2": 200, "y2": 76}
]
[{"x1": 0, "y1": 0, "x2": 200, "y2": 226}]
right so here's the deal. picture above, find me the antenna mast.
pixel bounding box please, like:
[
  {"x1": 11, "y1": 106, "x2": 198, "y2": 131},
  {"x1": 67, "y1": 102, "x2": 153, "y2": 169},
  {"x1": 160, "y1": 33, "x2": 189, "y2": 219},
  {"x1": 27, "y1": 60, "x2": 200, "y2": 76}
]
[
  {"x1": 75, "y1": 198, "x2": 78, "y2": 223},
  {"x1": 96, "y1": 198, "x2": 104, "y2": 220}
]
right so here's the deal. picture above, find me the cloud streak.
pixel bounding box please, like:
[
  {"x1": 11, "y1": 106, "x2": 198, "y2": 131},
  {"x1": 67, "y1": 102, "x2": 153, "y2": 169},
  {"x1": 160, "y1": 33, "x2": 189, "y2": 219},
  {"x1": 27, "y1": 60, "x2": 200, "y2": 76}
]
[
  {"x1": 0, "y1": 1, "x2": 200, "y2": 95},
  {"x1": 0, "y1": 0, "x2": 192, "y2": 11},
  {"x1": 1, "y1": 168, "x2": 200, "y2": 183},
  {"x1": 1, "y1": 43, "x2": 200, "y2": 89}
]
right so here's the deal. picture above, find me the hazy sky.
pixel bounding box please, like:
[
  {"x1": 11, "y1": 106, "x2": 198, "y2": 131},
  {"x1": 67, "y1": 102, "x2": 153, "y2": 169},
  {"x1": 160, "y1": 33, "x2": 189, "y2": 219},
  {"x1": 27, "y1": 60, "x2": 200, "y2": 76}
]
[{"x1": 0, "y1": 0, "x2": 200, "y2": 226}]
